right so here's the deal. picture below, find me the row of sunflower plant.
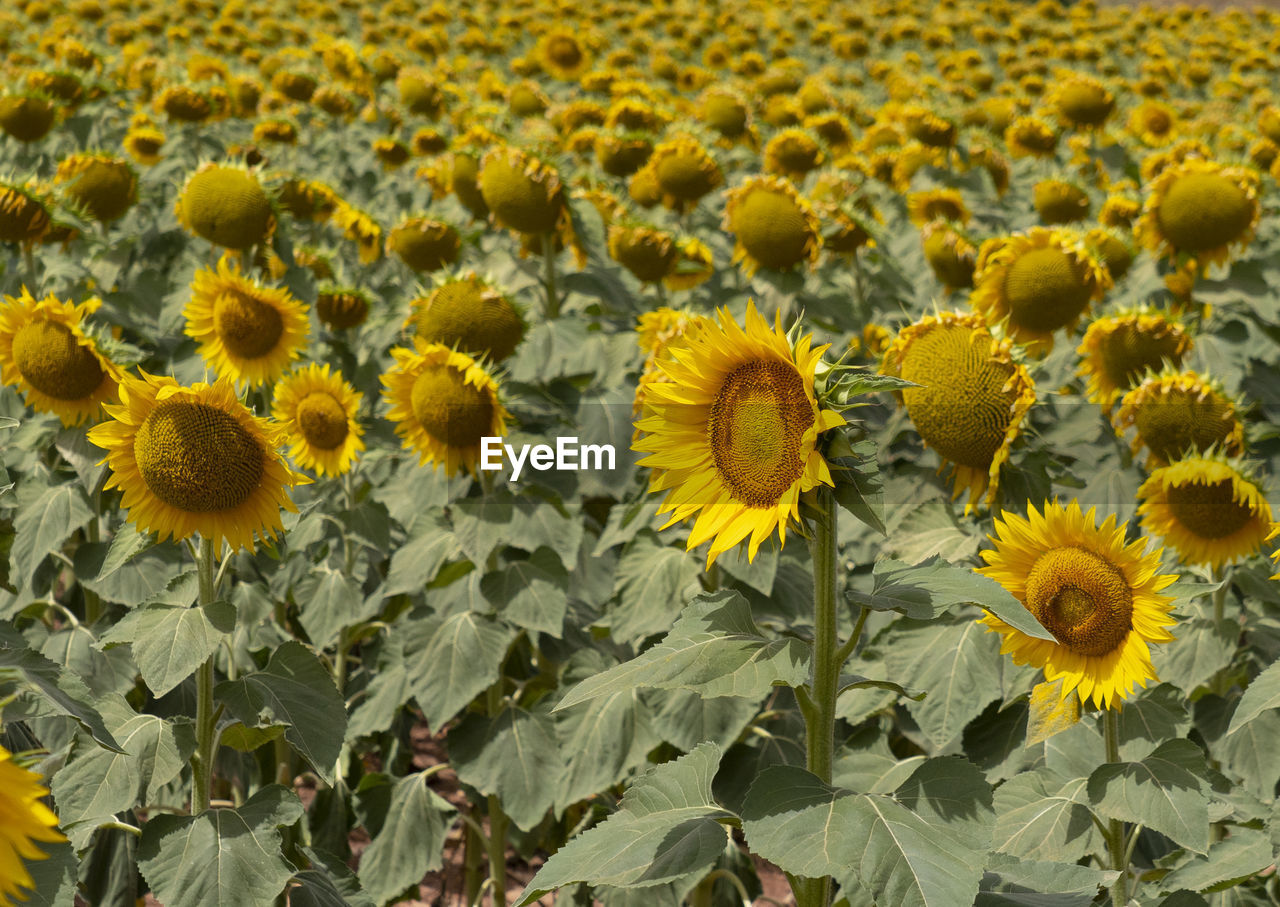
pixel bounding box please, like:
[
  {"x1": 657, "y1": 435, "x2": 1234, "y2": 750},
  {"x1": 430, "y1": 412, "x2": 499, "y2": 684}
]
[{"x1": 2, "y1": 0, "x2": 1280, "y2": 905}]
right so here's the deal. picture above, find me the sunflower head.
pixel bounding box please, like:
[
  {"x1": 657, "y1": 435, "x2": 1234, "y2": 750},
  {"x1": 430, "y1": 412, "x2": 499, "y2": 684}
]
[
  {"x1": 699, "y1": 88, "x2": 750, "y2": 138},
  {"x1": 184, "y1": 254, "x2": 309, "y2": 387},
  {"x1": 156, "y1": 84, "x2": 214, "y2": 122},
  {"x1": 271, "y1": 362, "x2": 364, "y2": 477},
  {"x1": 1033, "y1": 178, "x2": 1090, "y2": 225},
  {"x1": 538, "y1": 28, "x2": 591, "y2": 81},
  {"x1": 1100, "y1": 193, "x2": 1141, "y2": 230},
  {"x1": 1128, "y1": 100, "x2": 1177, "y2": 146},
  {"x1": 1135, "y1": 158, "x2": 1260, "y2": 270},
  {"x1": 1137, "y1": 453, "x2": 1273, "y2": 569},
  {"x1": 1051, "y1": 74, "x2": 1115, "y2": 129},
  {"x1": 0, "y1": 289, "x2": 123, "y2": 426},
  {"x1": 1085, "y1": 226, "x2": 1136, "y2": 281},
  {"x1": 978, "y1": 499, "x2": 1177, "y2": 710},
  {"x1": 478, "y1": 145, "x2": 564, "y2": 235},
  {"x1": 641, "y1": 135, "x2": 723, "y2": 212},
  {"x1": 632, "y1": 301, "x2": 845, "y2": 567},
  {"x1": 407, "y1": 273, "x2": 525, "y2": 362},
  {"x1": 176, "y1": 162, "x2": 275, "y2": 250},
  {"x1": 723, "y1": 175, "x2": 823, "y2": 276},
  {"x1": 882, "y1": 311, "x2": 1034, "y2": 513},
  {"x1": 0, "y1": 182, "x2": 51, "y2": 244},
  {"x1": 906, "y1": 187, "x2": 970, "y2": 226},
  {"x1": 971, "y1": 227, "x2": 1112, "y2": 352},
  {"x1": 606, "y1": 223, "x2": 678, "y2": 284},
  {"x1": 1005, "y1": 116, "x2": 1058, "y2": 158},
  {"x1": 0, "y1": 92, "x2": 57, "y2": 142},
  {"x1": 763, "y1": 128, "x2": 825, "y2": 179},
  {"x1": 1114, "y1": 370, "x2": 1244, "y2": 468},
  {"x1": 55, "y1": 152, "x2": 138, "y2": 223},
  {"x1": 921, "y1": 220, "x2": 978, "y2": 290},
  {"x1": 664, "y1": 236, "x2": 715, "y2": 291},
  {"x1": 0, "y1": 744, "x2": 66, "y2": 905},
  {"x1": 381, "y1": 338, "x2": 509, "y2": 477},
  {"x1": 1076, "y1": 309, "x2": 1191, "y2": 410},
  {"x1": 316, "y1": 285, "x2": 371, "y2": 330},
  {"x1": 594, "y1": 132, "x2": 653, "y2": 177},
  {"x1": 123, "y1": 125, "x2": 166, "y2": 165},
  {"x1": 387, "y1": 217, "x2": 461, "y2": 273}
]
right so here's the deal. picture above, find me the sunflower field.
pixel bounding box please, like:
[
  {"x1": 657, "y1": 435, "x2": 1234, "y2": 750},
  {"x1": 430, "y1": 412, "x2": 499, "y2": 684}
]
[{"x1": 4, "y1": 0, "x2": 1280, "y2": 904}]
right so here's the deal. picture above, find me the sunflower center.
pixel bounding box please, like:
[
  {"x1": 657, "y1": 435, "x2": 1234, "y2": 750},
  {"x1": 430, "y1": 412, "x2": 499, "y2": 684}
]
[
  {"x1": 1134, "y1": 389, "x2": 1235, "y2": 464},
  {"x1": 410, "y1": 364, "x2": 493, "y2": 449},
  {"x1": 296, "y1": 391, "x2": 349, "y2": 450},
  {"x1": 11, "y1": 319, "x2": 105, "y2": 399},
  {"x1": 1025, "y1": 546, "x2": 1133, "y2": 657},
  {"x1": 1155, "y1": 172, "x2": 1254, "y2": 253},
  {"x1": 899, "y1": 324, "x2": 1017, "y2": 469},
  {"x1": 730, "y1": 189, "x2": 812, "y2": 270},
  {"x1": 546, "y1": 36, "x2": 583, "y2": 67},
  {"x1": 1099, "y1": 324, "x2": 1185, "y2": 391},
  {"x1": 707, "y1": 360, "x2": 813, "y2": 509},
  {"x1": 134, "y1": 400, "x2": 264, "y2": 512},
  {"x1": 1164, "y1": 479, "x2": 1253, "y2": 539},
  {"x1": 214, "y1": 289, "x2": 284, "y2": 359},
  {"x1": 1003, "y1": 246, "x2": 1093, "y2": 332},
  {"x1": 655, "y1": 152, "x2": 718, "y2": 201}
]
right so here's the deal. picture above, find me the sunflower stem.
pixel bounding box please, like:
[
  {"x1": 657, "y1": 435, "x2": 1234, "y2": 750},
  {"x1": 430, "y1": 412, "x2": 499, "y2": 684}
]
[
  {"x1": 1103, "y1": 708, "x2": 1129, "y2": 906},
  {"x1": 540, "y1": 232, "x2": 559, "y2": 319},
  {"x1": 191, "y1": 536, "x2": 218, "y2": 815},
  {"x1": 22, "y1": 244, "x2": 38, "y2": 290},
  {"x1": 1211, "y1": 566, "x2": 1229, "y2": 626}
]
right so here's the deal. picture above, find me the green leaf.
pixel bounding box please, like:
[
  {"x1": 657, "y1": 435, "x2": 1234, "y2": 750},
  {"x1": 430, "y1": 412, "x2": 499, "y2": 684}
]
[
  {"x1": 9, "y1": 483, "x2": 93, "y2": 586},
  {"x1": 296, "y1": 568, "x2": 370, "y2": 650},
  {"x1": 403, "y1": 611, "x2": 517, "y2": 730},
  {"x1": 99, "y1": 599, "x2": 236, "y2": 697},
  {"x1": 831, "y1": 438, "x2": 886, "y2": 535},
  {"x1": 649, "y1": 689, "x2": 760, "y2": 752},
  {"x1": 887, "y1": 497, "x2": 981, "y2": 563},
  {"x1": 95, "y1": 523, "x2": 154, "y2": 581},
  {"x1": 515, "y1": 743, "x2": 732, "y2": 906},
  {"x1": 450, "y1": 704, "x2": 566, "y2": 831},
  {"x1": 356, "y1": 771, "x2": 456, "y2": 906},
  {"x1": 992, "y1": 773, "x2": 1102, "y2": 863},
  {"x1": 1215, "y1": 708, "x2": 1280, "y2": 802},
  {"x1": 451, "y1": 489, "x2": 514, "y2": 566},
  {"x1": 480, "y1": 547, "x2": 569, "y2": 636},
  {"x1": 847, "y1": 556, "x2": 1055, "y2": 640},
  {"x1": 1118, "y1": 684, "x2": 1191, "y2": 761},
  {"x1": 381, "y1": 514, "x2": 453, "y2": 597},
  {"x1": 1157, "y1": 828, "x2": 1274, "y2": 895},
  {"x1": 290, "y1": 848, "x2": 376, "y2": 907},
  {"x1": 214, "y1": 642, "x2": 346, "y2": 783},
  {"x1": 1151, "y1": 617, "x2": 1235, "y2": 696},
  {"x1": 138, "y1": 785, "x2": 303, "y2": 907},
  {"x1": 19, "y1": 839, "x2": 77, "y2": 907},
  {"x1": 555, "y1": 591, "x2": 809, "y2": 711},
  {"x1": 740, "y1": 758, "x2": 992, "y2": 907},
  {"x1": 1086, "y1": 738, "x2": 1211, "y2": 855},
  {"x1": 510, "y1": 495, "x2": 584, "y2": 569},
  {"x1": 1227, "y1": 660, "x2": 1280, "y2": 735},
  {"x1": 0, "y1": 636, "x2": 121, "y2": 752},
  {"x1": 609, "y1": 531, "x2": 701, "y2": 646},
  {"x1": 978, "y1": 853, "x2": 1115, "y2": 906}
]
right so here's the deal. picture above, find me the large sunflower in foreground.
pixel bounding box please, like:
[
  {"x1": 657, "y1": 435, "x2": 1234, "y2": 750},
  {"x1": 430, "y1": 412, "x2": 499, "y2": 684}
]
[
  {"x1": 1075, "y1": 309, "x2": 1191, "y2": 410},
  {"x1": 381, "y1": 339, "x2": 508, "y2": 477},
  {"x1": 0, "y1": 744, "x2": 65, "y2": 904},
  {"x1": 271, "y1": 363, "x2": 364, "y2": 477},
  {"x1": 1137, "y1": 454, "x2": 1273, "y2": 569},
  {"x1": 632, "y1": 302, "x2": 845, "y2": 567},
  {"x1": 184, "y1": 255, "x2": 309, "y2": 387},
  {"x1": 0, "y1": 289, "x2": 123, "y2": 426},
  {"x1": 978, "y1": 499, "x2": 1178, "y2": 710},
  {"x1": 883, "y1": 312, "x2": 1035, "y2": 514},
  {"x1": 87, "y1": 371, "x2": 306, "y2": 551},
  {"x1": 1135, "y1": 158, "x2": 1260, "y2": 271},
  {"x1": 1113, "y1": 370, "x2": 1243, "y2": 468}
]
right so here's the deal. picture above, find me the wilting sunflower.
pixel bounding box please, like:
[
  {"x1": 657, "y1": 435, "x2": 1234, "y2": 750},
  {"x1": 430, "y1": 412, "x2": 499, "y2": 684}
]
[
  {"x1": 0, "y1": 744, "x2": 65, "y2": 905},
  {"x1": 723, "y1": 175, "x2": 823, "y2": 276},
  {"x1": 608, "y1": 223, "x2": 678, "y2": 284},
  {"x1": 271, "y1": 363, "x2": 364, "y2": 477},
  {"x1": 478, "y1": 145, "x2": 565, "y2": 235},
  {"x1": 0, "y1": 289, "x2": 122, "y2": 426},
  {"x1": 1135, "y1": 158, "x2": 1260, "y2": 271},
  {"x1": 907, "y1": 188, "x2": 970, "y2": 226},
  {"x1": 632, "y1": 301, "x2": 845, "y2": 567},
  {"x1": 87, "y1": 371, "x2": 305, "y2": 551},
  {"x1": 176, "y1": 162, "x2": 275, "y2": 250},
  {"x1": 1114, "y1": 370, "x2": 1244, "y2": 468},
  {"x1": 55, "y1": 152, "x2": 138, "y2": 223},
  {"x1": 537, "y1": 28, "x2": 591, "y2": 81},
  {"x1": 407, "y1": 273, "x2": 525, "y2": 362},
  {"x1": 1137, "y1": 454, "x2": 1273, "y2": 569},
  {"x1": 1076, "y1": 309, "x2": 1191, "y2": 410},
  {"x1": 184, "y1": 255, "x2": 309, "y2": 387},
  {"x1": 381, "y1": 339, "x2": 508, "y2": 477},
  {"x1": 0, "y1": 183, "x2": 51, "y2": 244},
  {"x1": 387, "y1": 217, "x2": 461, "y2": 272},
  {"x1": 970, "y1": 227, "x2": 1112, "y2": 352},
  {"x1": 882, "y1": 311, "x2": 1035, "y2": 513},
  {"x1": 978, "y1": 499, "x2": 1177, "y2": 710},
  {"x1": 316, "y1": 285, "x2": 371, "y2": 331}
]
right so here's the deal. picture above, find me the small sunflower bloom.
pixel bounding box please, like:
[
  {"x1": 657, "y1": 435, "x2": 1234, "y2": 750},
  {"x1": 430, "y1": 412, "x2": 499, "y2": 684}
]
[
  {"x1": 1114, "y1": 370, "x2": 1244, "y2": 468},
  {"x1": 176, "y1": 162, "x2": 275, "y2": 251},
  {"x1": 0, "y1": 744, "x2": 66, "y2": 904},
  {"x1": 907, "y1": 188, "x2": 970, "y2": 226},
  {"x1": 271, "y1": 363, "x2": 364, "y2": 477},
  {"x1": 1076, "y1": 310, "x2": 1191, "y2": 410},
  {"x1": 723, "y1": 175, "x2": 823, "y2": 276},
  {"x1": 641, "y1": 135, "x2": 724, "y2": 213}
]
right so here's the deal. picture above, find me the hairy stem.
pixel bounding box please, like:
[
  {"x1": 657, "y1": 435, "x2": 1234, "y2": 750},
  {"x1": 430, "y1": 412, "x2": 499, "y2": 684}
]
[
  {"x1": 191, "y1": 537, "x2": 218, "y2": 814},
  {"x1": 1104, "y1": 709, "x2": 1129, "y2": 906}
]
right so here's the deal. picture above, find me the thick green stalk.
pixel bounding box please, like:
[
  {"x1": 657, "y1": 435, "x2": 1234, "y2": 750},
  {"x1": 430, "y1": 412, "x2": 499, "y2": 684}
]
[
  {"x1": 485, "y1": 680, "x2": 507, "y2": 906},
  {"x1": 541, "y1": 233, "x2": 559, "y2": 319},
  {"x1": 191, "y1": 537, "x2": 218, "y2": 814},
  {"x1": 1103, "y1": 709, "x2": 1129, "y2": 906},
  {"x1": 1211, "y1": 566, "x2": 1229, "y2": 626}
]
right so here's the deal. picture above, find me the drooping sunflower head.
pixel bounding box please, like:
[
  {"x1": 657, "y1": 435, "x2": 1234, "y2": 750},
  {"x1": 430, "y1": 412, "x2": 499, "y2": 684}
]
[
  {"x1": 184, "y1": 254, "x2": 309, "y2": 387},
  {"x1": 971, "y1": 227, "x2": 1112, "y2": 353},
  {"x1": 386, "y1": 217, "x2": 461, "y2": 273},
  {"x1": 1137, "y1": 454, "x2": 1273, "y2": 569},
  {"x1": 1100, "y1": 192, "x2": 1141, "y2": 230},
  {"x1": 699, "y1": 87, "x2": 751, "y2": 139},
  {"x1": 907, "y1": 188, "x2": 970, "y2": 227},
  {"x1": 176, "y1": 162, "x2": 275, "y2": 250},
  {"x1": 1114, "y1": 370, "x2": 1244, "y2": 468},
  {"x1": 55, "y1": 152, "x2": 138, "y2": 223},
  {"x1": 0, "y1": 288, "x2": 123, "y2": 426},
  {"x1": 316, "y1": 285, "x2": 371, "y2": 331},
  {"x1": 882, "y1": 311, "x2": 1035, "y2": 513},
  {"x1": 632, "y1": 301, "x2": 845, "y2": 567},
  {"x1": 86, "y1": 371, "x2": 306, "y2": 551},
  {"x1": 0, "y1": 182, "x2": 51, "y2": 244},
  {"x1": 763, "y1": 128, "x2": 825, "y2": 179},
  {"x1": 0, "y1": 743, "x2": 66, "y2": 905},
  {"x1": 1005, "y1": 116, "x2": 1058, "y2": 158},
  {"x1": 380, "y1": 338, "x2": 509, "y2": 477},
  {"x1": 478, "y1": 144, "x2": 565, "y2": 236},
  {"x1": 123, "y1": 125, "x2": 166, "y2": 165},
  {"x1": 1050, "y1": 74, "x2": 1115, "y2": 129},
  {"x1": 271, "y1": 362, "x2": 364, "y2": 477},
  {"x1": 921, "y1": 220, "x2": 978, "y2": 291},
  {"x1": 723, "y1": 175, "x2": 823, "y2": 276},
  {"x1": 0, "y1": 92, "x2": 58, "y2": 142},
  {"x1": 901, "y1": 103, "x2": 958, "y2": 148},
  {"x1": 664, "y1": 236, "x2": 716, "y2": 291},
  {"x1": 406, "y1": 272, "x2": 525, "y2": 363},
  {"x1": 978, "y1": 498, "x2": 1177, "y2": 710},
  {"x1": 607, "y1": 222, "x2": 679, "y2": 284},
  {"x1": 1033, "y1": 178, "x2": 1091, "y2": 225},
  {"x1": 1135, "y1": 158, "x2": 1260, "y2": 270},
  {"x1": 1085, "y1": 226, "x2": 1136, "y2": 282},
  {"x1": 537, "y1": 28, "x2": 591, "y2": 81},
  {"x1": 640, "y1": 135, "x2": 723, "y2": 212},
  {"x1": 1076, "y1": 309, "x2": 1191, "y2": 410}
]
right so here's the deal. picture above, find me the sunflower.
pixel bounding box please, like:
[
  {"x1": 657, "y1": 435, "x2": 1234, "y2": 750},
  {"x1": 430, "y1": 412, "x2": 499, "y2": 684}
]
[
  {"x1": 123, "y1": 125, "x2": 165, "y2": 165},
  {"x1": 608, "y1": 223, "x2": 678, "y2": 284},
  {"x1": 723, "y1": 175, "x2": 823, "y2": 276},
  {"x1": 1137, "y1": 454, "x2": 1273, "y2": 569},
  {"x1": 55, "y1": 153, "x2": 138, "y2": 223},
  {"x1": 1135, "y1": 158, "x2": 1260, "y2": 271},
  {"x1": 1267, "y1": 525, "x2": 1279, "y2": 580},
  {"x1": 0, "y1": 744, "x2": 65, "y2": 905},
  {"x1": 594, "y1": 132, "x2": 653, "y2": 177},
  {"x1": 1033, "y1": 179, "x2": 1090, "y2": 225},
  {"x1": 1085, "y1": 227, "x2": 1136, "y2": 281},
  {"x1": 664, "y1": 237, "x2": 715, "y2": 291},
  {"x1": 184, "y1": 255, "x2": 309, "y2": 387},
  {"x1": 639, "y1": 135, "x2": 723, "y2": 213},
  {"x1": 0, "y1": 183, "x2": 51, "y2": 244},
  {"x1": 977, "y1": 499, "x2": 1177, "y2": 710},
  {"x1": 87, "y1": 371, "x2": 305, "y2": 551},
  {"x1": 1050, "y1": 74, "x2": 1115, "y2": 129},
  {"x1": 632, "y1": 307, "x2": 713, "y2": 428},
  {"x1": 478, "y1": 145, "x2": 564, "y2": 235},
  {"x1": 882, "y1": 311, "x2": 1035, "y2": 513},
  {"x1": 406, "y1": 273, "x2": 525, "y2": 362},
  {"x1": 386, "y1": 217, "x2": 461, "y2": 272},
  {"x1": 1075, "y1": 310, "x2": 1190, "y2": 410},
  {"x1": 1128, "y1": 100, "x2": 1177, "y2": 146},
  {"x1": 762, "y1": 128, "x2": 825, "y2": 180},
  {"x1": 1005, "y1": 116, "x2": 1058, "y2": 158},
  {"x1": 537, "y1": 28, "x2": 591, "y2": 81},
  {"x1": 176, "y1": 162, "x2": 275, "y2": 250},
  {"x1": 0, "y1": 289, "x2": 122, "y2": 426},
  {"x1": 907, "y1": 188, "x2": 970, "y2": 226},
  {"x1": 316, "y1": 285, "x2": 371, "y2": 331},
  {"x1": 381, "y1": 339, "x2": 508, "y2": 477},
  {"x1": 632, "y1": 301, "x2": 845, "y2": 567},
  {"x1": 1100, "y1": 193, "x2": 1141, "y2": 230},
  {"x1": 1114, "y1": 371, "x2": 1244, "y2": 468},
  {"x1": 0, "y1": 92, "x2": 58, "y2": 142},
  {"x1": 970, "y1": 227, "x2": 1112, "y2": 352},
  {"x1": 331, "y1": 200, "x2": 382, "y2": 263},
  {"x1": 271, "y1": 363, "x2": 364, "y2": 477},
  {"x1": 921, "y1": 220, "x2": 978, "y2": 291}
]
